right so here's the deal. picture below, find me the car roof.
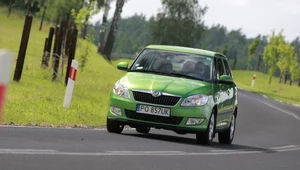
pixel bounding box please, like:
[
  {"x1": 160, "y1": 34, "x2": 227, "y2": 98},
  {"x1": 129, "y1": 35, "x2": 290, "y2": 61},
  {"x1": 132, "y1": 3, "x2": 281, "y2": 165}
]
[{"x1": 145, "y1": 45, "x2": 226, "y2": 59}]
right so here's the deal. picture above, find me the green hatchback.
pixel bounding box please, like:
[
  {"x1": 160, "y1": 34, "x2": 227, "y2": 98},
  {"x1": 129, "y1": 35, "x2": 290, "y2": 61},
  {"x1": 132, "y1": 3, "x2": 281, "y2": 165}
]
[{"x1": 106, "y1": 45, "x2": 238, "y2": 145}]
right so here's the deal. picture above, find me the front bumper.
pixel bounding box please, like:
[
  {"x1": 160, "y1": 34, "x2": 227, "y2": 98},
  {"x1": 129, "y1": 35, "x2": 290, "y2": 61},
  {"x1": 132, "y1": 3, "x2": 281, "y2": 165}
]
[{"x1": 107, "y1": 93, "x2": 214, "y2": 133}]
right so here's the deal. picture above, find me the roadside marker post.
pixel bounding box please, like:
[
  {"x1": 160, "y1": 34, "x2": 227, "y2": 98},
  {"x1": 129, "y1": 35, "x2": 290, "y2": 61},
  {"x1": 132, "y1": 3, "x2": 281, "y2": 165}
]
[
  {"x1": 251, "y1": 74, "x2": 256, "y2": 87},
  {"x1": 63, "y1": 60, "x2": 78, "y2": 108},
  {"x1": 0, "y1": 50, "x2": 14, "y2": 119}
]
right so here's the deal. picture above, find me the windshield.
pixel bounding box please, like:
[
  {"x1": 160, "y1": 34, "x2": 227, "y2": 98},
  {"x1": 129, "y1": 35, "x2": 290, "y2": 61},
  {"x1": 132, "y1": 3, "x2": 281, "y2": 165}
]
[{"x1": 129, "y1": 48, "x2": 213, "y2": 81}]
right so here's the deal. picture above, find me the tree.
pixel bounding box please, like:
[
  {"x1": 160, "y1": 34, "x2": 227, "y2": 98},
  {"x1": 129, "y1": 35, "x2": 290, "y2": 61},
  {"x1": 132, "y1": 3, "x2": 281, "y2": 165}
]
[
  {"x1": 46, "y1": 0, "x2": 84, "y2": 23},
  {"x1": 72, "y1": 0, "x2": 102, "y2": 39},
  {"x1": 277, "y1": 40, "x2": 295, "y2": 84},
  {"x1": 289, "y1": 54, "x2": 300, "y2": 85},
  {"x1": 25, "y1": 0, "x2": 40, "y2": 15},
  {"x1": 247, "y1": 37, "x2": 260, "y2": 70},
  {"x1": 256, "y1": 35, "x2": 268, "y2": 71},
  {"x1": 150, "y1": 0, "x2": 207, "y2": 47},
  {"x1": 7, "y1": 0, "x2": 41, "y2": 15},
  {"x1": 97, "y1": 0, "x2": 115, "y2": 54},
  {"x1": 201, "y1": 24, "x2": 227, "y2": 49},
  {"x1": 7, "y1": 0, "x2": 13, "y2": 17},
  {"x1": 263, "y1": 30, "x2": 283, "y2": 84},
  {"x1": 221, "y1": 44, "x2": 229, "y2": 56},
  {"x1": 38, "y1": 0, "x2": 47, "y2": 30},
  {"x1": 103, "y1": 0, "x2": 126, "y2": 60},
  {"x1": 80, "y1": 0, "x2": 104, "y2": 39}
]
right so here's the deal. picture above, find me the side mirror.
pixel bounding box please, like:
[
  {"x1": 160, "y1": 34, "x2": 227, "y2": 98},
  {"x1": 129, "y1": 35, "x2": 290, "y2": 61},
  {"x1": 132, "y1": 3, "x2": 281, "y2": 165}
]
[
  {"x1": 219, "y1": 75, "x2": 234, "y2": 84},
  {"x1": 117, "y1": 62, "x2": 128, "y2": 71}
]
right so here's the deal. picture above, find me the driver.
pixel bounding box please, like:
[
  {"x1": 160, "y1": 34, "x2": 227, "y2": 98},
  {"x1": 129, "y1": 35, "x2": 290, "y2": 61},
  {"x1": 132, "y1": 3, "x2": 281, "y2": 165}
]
[
  {"x1": 152, "y1": 56, "x2": 173, "y2": 73},
  {"x1": 195, "y1": 61, "x2": 210, "y2": 79}
]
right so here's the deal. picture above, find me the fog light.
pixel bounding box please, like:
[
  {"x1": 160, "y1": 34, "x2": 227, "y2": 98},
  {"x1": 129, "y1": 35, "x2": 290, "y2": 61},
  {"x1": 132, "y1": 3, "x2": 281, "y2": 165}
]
[
  {"x1": 186, "y1": 118, "x2": 204, "y2": 125},
  {"x1": 110, "y1": 106, "x2": 122, "y2": 116}
]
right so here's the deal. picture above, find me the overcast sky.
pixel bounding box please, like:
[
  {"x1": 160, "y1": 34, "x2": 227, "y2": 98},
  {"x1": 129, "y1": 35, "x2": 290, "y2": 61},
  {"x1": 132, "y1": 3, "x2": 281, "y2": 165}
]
[{"x1": 90, "y1": 0, "x2": 300, "y2": 42}]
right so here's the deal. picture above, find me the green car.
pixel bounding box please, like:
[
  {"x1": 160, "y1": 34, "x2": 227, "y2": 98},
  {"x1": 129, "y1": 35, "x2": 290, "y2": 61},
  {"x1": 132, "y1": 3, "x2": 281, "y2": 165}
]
[{"x1": 106, "y1": 45, "x2": 238, "y2": 145}]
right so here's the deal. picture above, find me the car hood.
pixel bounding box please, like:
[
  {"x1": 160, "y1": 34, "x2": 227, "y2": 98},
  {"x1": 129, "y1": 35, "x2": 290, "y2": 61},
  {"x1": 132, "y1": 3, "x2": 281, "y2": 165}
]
[{"x1": 119, "y1": 72, "x2": 212, "y2": 97}]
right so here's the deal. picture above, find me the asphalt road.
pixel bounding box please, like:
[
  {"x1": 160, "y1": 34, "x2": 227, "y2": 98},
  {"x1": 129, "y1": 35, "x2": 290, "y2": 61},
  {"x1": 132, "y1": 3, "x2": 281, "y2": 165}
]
[{"x1": 0, "y1": 89, "x2": 299, "y2": 170}]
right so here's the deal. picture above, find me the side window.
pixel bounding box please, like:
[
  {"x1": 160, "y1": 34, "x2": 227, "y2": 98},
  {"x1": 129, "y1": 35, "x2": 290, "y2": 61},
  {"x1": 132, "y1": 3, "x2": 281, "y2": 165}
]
[
  {"x1": 223, "y1": 59, "x2": 232, "y2": 77},
  {"x1": 216, "y1": 58, "x2": 225, "y2": 80}
]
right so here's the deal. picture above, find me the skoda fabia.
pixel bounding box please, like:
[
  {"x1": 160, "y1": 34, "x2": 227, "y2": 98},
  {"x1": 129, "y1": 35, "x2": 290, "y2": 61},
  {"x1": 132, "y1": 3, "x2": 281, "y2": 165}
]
[{"x1": 106, "y1": 45, "x2": 238, "y2": 145}]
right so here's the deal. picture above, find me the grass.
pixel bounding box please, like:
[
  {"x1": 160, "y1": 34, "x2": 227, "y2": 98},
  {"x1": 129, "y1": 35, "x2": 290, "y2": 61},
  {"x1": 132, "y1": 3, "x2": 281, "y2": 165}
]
[
  {"x1": 232, "y1": 70, "x2": 300, "y2": 106},
  {"x1": 1, "y1": 8, "x2": 126, "y2": 128},
  {"x1": 1, "y1": 7, "x2": 299, "y2": 128}
]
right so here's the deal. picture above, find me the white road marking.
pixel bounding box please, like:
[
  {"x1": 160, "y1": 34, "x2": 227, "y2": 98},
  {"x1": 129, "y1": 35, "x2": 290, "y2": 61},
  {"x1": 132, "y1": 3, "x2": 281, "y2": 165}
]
[
  {"x1": 211, "y1": 145, "x2": 299, "y2": 153},
  {"x1": 0, "y1": 125, "x2": 135, "y2": 131},
  {"x1": 275, "y1": 147, "x2": 300, "y2": 152},
  {"x1": 239, "y1": 90, "x2": 300, "y2": 120},
  {"x1": 293, "y1": 104, "x2": 300, "y2": 108},
  {"x1": 0, "y1": 149, "x2": 56, "y2": 152},
  {"x1": 270, "y1": 145, "x2": 298, "y2": 150},
  {"x1": 258, "y1": 99, "x2": 300, "y2": 121},
  {"x1": 0, "y1": 146, "x2": 299, "y2": 156},
  {"x1": 262, "y1": 95, "x2": 269, "y2": 98},
  {"x1": 107, "y1": 151, "x2": 185, "y2": 154},
  {"x1": 210, "y1": 149, "x2": 253, "y2": 152}
]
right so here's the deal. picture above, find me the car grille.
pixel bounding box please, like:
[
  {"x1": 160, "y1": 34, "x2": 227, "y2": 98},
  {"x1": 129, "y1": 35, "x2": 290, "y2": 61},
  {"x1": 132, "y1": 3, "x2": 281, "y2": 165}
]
[
  {"x1": 132, "y1": 91, "x2": 181, "y2": 106},
  {"x1": 125, "y1": 110, "x2": 183, "y2": 125}
]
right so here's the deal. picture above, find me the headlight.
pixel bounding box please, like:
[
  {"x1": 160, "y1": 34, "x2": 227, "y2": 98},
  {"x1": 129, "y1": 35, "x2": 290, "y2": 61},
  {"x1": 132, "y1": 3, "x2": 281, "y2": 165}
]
[
  {"x1": 113, "y1": 81, "x2": 130, "y2": 98},
  {"x1": 181, "y1": 94, "x2": 208, "y2": 106}
]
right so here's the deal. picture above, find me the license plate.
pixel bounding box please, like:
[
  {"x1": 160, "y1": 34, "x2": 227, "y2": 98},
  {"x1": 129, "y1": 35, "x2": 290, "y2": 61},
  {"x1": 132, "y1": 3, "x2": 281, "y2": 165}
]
[{"x1": 136, "y1": 104, "x2": 170, "y2": 117}]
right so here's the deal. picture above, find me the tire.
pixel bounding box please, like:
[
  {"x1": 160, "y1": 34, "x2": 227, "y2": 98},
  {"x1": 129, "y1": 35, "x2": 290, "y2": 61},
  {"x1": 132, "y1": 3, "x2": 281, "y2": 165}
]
[
  {"x1": 106, "y1": 118, "x2": 124, "y2": 134},
  {"x1": 136, "y1": 127, "x2": 151, "y2": 134},
  {"x1": 196, "y1": 111, "x2": 216, "y2": 145},
  {"x1": 218, "y1": 113, "x2": 236, "y2": 144}
]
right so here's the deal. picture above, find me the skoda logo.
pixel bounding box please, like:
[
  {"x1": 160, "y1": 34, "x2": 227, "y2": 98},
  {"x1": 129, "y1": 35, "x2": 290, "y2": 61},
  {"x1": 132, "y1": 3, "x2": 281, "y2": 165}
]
[{"x1": 151, "y1": 91, "x2": 162, "y2": 97}]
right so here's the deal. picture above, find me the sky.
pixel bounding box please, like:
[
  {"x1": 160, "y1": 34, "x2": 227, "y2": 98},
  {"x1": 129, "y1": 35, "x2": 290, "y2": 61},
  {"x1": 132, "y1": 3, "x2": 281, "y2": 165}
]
[{"x1": 90, "y1": 0, "x2": 300, "y2": 42}]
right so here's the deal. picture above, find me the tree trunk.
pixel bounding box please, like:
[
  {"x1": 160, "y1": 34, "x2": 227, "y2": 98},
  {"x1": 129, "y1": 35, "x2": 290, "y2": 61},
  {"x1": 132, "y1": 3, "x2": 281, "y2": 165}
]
[
  {"x1": 39, "y1": 6, "x2": 46, "y2": 31},
  {"x1": 284, "y1": 74, "x2": 288, "y2": 84},
  {"x1": 55, "y1": 15, "x2": 60, "y2": 28},
  {"x1": 269, "y1": 75, "x2": 272, "y2": 85},
  {"x1": 81, "y1": 1, "x2": 93, "y2": 39},
  {"x1": 7, "y1": 0, "x2": 13, "y2": 17},
  {"x1": 103, "y1": 0, "x2": 125, "y2": 60},
  {"x1": 298, "y1": 79, "x2": 300, "y2": 87},
  {"x1": 97, "y1": 0, "x2": 113, "y2": 54},
  {"x1": 290, "y1": 79, "x2": 293, "y2": 86},
  {"x1": 81, "y1": 14, "x2": 90, "y2": 39},
  {"x1": 26, "y1": 5, "x2": 30, "y2": 15},
  {"x1": 279, "y1": 74, "x2": 282, "y2": 83},
  {"x1": 233, "y1": 56, "x2": 237, "y2": 70},
  {"x1": 256, "y1": 54, "x2": 261, "y2": 71}
]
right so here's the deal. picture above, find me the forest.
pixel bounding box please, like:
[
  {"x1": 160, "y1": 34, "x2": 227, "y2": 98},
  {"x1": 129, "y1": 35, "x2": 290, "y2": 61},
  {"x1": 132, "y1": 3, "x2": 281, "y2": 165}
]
[
  {"x1": 93, "y1": 14, "x2": 300, "y2": 79},
  {"x1": 1, "y1": 0, "x2": 300, "y2": 84}
]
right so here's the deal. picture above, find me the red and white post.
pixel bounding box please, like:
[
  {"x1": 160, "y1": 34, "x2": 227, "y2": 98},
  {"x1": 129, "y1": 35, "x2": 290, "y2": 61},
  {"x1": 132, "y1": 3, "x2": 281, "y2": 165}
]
[
  {"x1": 63, "y1": 60, "x2": 78, "y2": 108},
  {"x1": 251, "y1": 74, "x2": 256, "y2": 87},
  {"x1": 0, "y1": 50, "x2": 14, "y2": 119}
]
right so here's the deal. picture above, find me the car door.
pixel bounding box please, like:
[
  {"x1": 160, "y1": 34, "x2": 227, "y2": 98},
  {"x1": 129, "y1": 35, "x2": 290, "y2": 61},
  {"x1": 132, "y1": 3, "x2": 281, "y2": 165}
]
[
  {"x1": 221, "y1": 58, "x2": 236, "y2": 120},
  {"x1": 213, "y1": 57, "x2": 228, "y2": 127}
]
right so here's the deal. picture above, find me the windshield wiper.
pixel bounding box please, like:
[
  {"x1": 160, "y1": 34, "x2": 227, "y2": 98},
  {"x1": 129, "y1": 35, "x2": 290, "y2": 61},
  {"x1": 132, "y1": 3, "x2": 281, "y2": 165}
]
[
  {"x1": 168, "y1": 73, "x2": 205, "y2": 81},
  {"x1": 129, "y1": 70, "x2": 206, "y2": 81},
  {"x1": 128, "y1": 69, "x2": 164, "y2": 75}
]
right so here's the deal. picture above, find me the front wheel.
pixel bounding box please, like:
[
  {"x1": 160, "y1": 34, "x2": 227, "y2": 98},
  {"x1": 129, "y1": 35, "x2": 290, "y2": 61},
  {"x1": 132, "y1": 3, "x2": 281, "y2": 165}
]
[
  {"x1": 196, "y1": 111, "x2": 215, "y2": 145},
  {"x1": 136, "y1": 127, "x2": 151, "y2": 134},
  {"x1": 218, "y1": 114, "x2": 236, "y2": 144},
  {"x1": 106, "y1": 118, "x2": 124, "y2": 134}
]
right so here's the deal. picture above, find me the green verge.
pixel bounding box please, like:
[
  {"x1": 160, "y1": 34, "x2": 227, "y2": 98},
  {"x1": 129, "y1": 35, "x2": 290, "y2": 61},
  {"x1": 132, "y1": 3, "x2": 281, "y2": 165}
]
[
  {"x1": 1, "y1": 8, "x2": 126, "y2": 128},
  {"x1": 232, "y1": 70, "x2": 300, "y2": 106}
]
